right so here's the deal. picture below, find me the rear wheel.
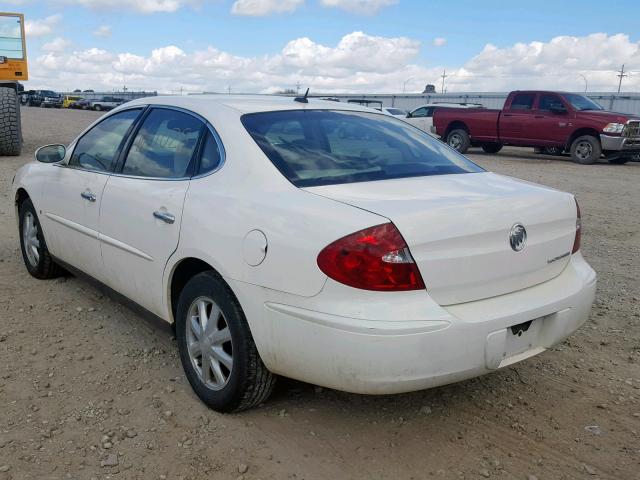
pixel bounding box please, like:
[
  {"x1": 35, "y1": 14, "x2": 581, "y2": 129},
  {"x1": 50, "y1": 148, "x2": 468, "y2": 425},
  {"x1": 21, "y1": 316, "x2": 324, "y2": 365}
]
[
  {"x1": 0, "y1": 86, "x2": 22, "y2": 156},
  {"x1": 19, "y1": 198, "x2": 63, "y2": 279},
  {"x1": 446, "y1": 129, "x2": 470, "y2": 153},
  {"x1": 94, "y1": 104, "x2": 102, "y2": 111},
  {"x1": 570, "y1": 135, "x2": 601, "y2": 164},
  {"x1": 481, "y1": 143, "x2": 502, "y2": 154},
  {"x1": 176, "y1": 271, "x2": 276, "y2": 412}
]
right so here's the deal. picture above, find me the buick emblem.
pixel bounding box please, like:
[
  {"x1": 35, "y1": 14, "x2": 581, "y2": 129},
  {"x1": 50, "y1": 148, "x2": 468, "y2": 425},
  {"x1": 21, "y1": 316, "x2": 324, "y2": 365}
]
[{"x1": 509, "y1": 224, "x2": 527, "y2": 252}]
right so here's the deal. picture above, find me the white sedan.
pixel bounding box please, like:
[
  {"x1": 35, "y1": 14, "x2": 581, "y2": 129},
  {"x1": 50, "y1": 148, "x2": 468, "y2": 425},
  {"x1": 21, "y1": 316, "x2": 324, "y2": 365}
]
[{"x1": 13, "y1": 96, "x2": 596, "y2": 412}]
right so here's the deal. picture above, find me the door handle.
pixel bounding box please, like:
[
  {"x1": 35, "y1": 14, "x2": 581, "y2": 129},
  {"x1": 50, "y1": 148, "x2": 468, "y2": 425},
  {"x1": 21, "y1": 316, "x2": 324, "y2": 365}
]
[
  {"x1": 503, "y1": 113, "x2": 513, "y2": 117},
  {"x1": 153, "y1": 210, "x2": 175, "y2": 224},
  {"x1": 80, "y1": 191, "x2": 96, "y2": 202}
]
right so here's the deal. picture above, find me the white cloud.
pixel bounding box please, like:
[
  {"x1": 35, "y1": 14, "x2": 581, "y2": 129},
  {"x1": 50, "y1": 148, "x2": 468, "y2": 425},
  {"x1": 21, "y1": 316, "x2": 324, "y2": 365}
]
[
  {"x1": 42, "y1": 37, "x2": 72, "y2": 52},
  {"x1": 231, "y1": 0, "x2": 304, "y2": 16},
  {"x1": 61, "y1": 0, "x2": 196, "y2": 14},
  {"x1": 93, "y1": 25, "x2": 112, "y2": 38},
  {"x1": 320, "y1": 0, "x2": 397, "y2": 15},
  {"x1": 449, "y1": 33, "x2": 640, "y2": 92},
  {"x1": 433, "y1": 37, "x2": 447, "y2": 47},
  {"x1": 25, "y1": 14, "x2": 62, "y2": 38},
  {"x1": 27, "y1": 32, "x2": 640, "y2": 94}
]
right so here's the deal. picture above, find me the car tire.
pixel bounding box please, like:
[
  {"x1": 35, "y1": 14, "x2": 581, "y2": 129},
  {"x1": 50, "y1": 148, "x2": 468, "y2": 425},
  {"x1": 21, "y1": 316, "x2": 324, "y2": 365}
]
[
  {"x1": 446, "y1": 129, "x2": 471, "y2": 153},
  {"x1": 481, "y1": 143, "x2": 502, "y2": 154},
  {"x1": 94, "y1": 105, "x2": 102, "y2": 111},
  {"x1": 570, "y1": 135, "x2": 601, "y2": 165},
  {"x1": 176, "y1": 271, "x2": 276, "y2": 412},
  {"x1": 19, "y1": 198, "x2": 63, "y2": 279},
  {"x1": 0, "y1": 86, "x2": 22, "y2": 156}
]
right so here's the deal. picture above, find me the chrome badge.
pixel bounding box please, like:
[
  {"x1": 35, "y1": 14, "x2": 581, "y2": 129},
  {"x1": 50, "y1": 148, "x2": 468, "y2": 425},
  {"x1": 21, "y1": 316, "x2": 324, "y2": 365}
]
[{"x1": 509, "y1": 224, "x2": 527, "y2": 252}]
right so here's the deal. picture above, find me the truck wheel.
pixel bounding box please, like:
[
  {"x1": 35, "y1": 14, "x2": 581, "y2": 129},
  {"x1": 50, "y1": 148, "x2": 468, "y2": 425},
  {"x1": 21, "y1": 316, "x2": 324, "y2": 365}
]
[
  {"x1": 481, "y1": 143, "x2": 502, "y2": 154},
  {"x1": 0, "y1": 86, "x2": 22, "y2": 156},
  {"x1": 446, "y1": 129, "x2": 470, "y2": 153},
  {"x1": 570, "y1": 135, "x2": 601, "y2": 164}
]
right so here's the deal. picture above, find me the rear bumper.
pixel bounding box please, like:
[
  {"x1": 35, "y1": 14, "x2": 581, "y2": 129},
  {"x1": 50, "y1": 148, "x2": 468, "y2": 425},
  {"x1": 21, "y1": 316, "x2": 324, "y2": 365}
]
[
  {"x1": 235, "y1": 253, "x2": 596, "y2": 394},
  {"x1": 600, "y1": 134, "x2": 640, "y2": 153}
]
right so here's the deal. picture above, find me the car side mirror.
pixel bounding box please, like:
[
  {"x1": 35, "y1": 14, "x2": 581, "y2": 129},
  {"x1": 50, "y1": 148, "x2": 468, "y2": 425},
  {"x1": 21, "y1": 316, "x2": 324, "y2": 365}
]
[
  {"x1": 35, "y1": 144, "x2": 66, "y2": 163},
  {"x1": 550, "y1": 104, "x2": 567, "y2": 114},
  {"x1": 406, "y1": 112, "x2": 412, "y2": 118}
]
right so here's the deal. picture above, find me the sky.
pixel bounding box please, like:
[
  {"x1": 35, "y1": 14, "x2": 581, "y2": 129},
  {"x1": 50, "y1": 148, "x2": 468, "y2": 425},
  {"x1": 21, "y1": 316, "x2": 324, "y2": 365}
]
[{"x1": 5, "y1": 0, "x2": 640, "y2": 94}]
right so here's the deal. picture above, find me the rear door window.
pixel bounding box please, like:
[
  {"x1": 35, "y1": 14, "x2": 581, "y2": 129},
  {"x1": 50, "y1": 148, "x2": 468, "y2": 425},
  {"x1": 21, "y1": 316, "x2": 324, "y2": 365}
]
[
  {"x1": 510, "y1": 93, "x2": 535, "y2": 110},
  {"x1": 121, "y1": 108, "x2": 204, "y2": 178}
]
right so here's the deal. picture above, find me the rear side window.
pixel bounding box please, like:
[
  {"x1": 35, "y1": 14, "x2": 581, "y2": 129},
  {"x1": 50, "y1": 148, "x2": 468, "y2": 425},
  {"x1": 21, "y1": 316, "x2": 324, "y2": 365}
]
[
  {"x1": 510, "y1": 94, "x2": 535, "y2": 110},
  {"x1": 242, "y1": 110, "x2": 483, "y2": 187},
  {"x1": 70, "y1": 108, "x2": 141, "y2": 172},
  {"x1": 122, "y1": 108, "x2": 203, "y2": 178},
  {"x1": 197, "y1": 130, "x2": 223, "y2": 175}
]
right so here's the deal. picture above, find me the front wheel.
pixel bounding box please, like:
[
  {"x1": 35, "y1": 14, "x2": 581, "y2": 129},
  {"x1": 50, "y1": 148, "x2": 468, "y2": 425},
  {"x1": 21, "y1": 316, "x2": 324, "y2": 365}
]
[
  {"x1": 176, "y1": 271, "x2": 276, "y2": 412},
  {"x1": 446, "y1": 129, "x2": 470, "y2": 153},
  {"x1": 94, "y1": 104, "x2": 102, "y2": 111},
  {"x1": 570, "y1": 135, "x2": 601, "y2": 164},
  {"x1": 19, "y1": 198, "x2": 63, "y2": 279},
  {"x1": 481, "y1": 143, "x2": 502, "y2": 154}
]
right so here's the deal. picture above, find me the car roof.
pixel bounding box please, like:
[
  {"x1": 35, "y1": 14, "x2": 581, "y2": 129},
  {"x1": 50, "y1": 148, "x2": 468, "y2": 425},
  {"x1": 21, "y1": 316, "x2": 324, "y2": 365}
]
[{"x1": 125, "y1": 94, "x2": 381, "y2": 115}]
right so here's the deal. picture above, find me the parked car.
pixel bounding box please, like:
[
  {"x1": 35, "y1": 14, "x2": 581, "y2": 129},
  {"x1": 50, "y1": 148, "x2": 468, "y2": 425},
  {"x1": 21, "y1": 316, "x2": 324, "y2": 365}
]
[
  {"x1": 382, "y1": 107, "x2": 408, "y2": 119},
  {"x1": 69, "y1": 98, "x2": 92, "y2": 110},
  {"x1": 90, "y1": 96, "x2": 126, "y2": 111},
  {"x1": 13, "y1": 96, "x2": 596, "y2": 412},
  {"x1": 432, "y1": 90, "x2": 640, "y2": 164},
  {"x1": 24, "y1": 90, "x2": 62, "y2": 108},
  {"x1": 63, "y1": 95, "x2": 83, "y2": 108},
  {"x1": 405, "y1": 103, "x2": 483, "y2": 135}
]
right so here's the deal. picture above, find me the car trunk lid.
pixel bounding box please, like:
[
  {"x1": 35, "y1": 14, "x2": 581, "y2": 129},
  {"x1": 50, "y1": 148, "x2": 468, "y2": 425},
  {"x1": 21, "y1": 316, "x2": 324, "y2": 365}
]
[{"x1": 305, "y1": 172, "x2": 577, "y2": 305}]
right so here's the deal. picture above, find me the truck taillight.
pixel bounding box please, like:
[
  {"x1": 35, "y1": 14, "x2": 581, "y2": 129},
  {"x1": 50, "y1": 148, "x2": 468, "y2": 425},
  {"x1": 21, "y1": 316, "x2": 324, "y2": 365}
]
[
  {"x1": 317, "y1": 223, "x2": 425, "y2": 291},
  {"x1": 572, "y1": 199, "x2": 581, "y2": 254}
]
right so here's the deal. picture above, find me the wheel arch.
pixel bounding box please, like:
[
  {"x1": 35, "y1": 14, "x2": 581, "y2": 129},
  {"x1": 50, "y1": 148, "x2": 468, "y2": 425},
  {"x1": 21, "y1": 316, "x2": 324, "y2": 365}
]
[
  {"x1": 565, "y1": 127, "x2": 601, "y2": 151},
  {"x1": 14, "y1": 187, "x2": 30, "y2": 226},
  {"x1": 444, "y1": 120, "x2": 469, "y2": 139},
  {"x1": 167, "y1": 256, "x2": 237, "y2": 325}
]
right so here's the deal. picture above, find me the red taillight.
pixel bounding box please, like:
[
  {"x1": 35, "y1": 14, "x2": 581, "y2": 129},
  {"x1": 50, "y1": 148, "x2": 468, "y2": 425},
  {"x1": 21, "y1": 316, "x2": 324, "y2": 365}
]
[
  {"x1": 317, "y1": 223, "x2": 425, "y2": 291},
  {"x1": 572, "y1": 199, "x2": 581, "y2": 254}
]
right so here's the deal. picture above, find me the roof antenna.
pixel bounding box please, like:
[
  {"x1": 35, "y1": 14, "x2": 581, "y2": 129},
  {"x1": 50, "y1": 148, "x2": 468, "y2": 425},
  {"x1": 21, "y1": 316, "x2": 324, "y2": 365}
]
[{"x1": 294, "y1": 88, "x2": 310, "y2": 103}]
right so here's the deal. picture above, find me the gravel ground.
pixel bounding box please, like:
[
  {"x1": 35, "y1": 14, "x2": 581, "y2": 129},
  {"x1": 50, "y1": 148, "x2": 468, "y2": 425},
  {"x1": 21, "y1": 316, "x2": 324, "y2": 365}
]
[{"x1": 0, "y1": 107, "x2": 639, "y2": 480}]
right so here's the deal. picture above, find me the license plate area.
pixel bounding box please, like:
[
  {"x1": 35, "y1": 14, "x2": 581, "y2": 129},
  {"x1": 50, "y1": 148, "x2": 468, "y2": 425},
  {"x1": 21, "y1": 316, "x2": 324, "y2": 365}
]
[{"x1": 504, "y1": 317, "x2": 543, "y2": 358}]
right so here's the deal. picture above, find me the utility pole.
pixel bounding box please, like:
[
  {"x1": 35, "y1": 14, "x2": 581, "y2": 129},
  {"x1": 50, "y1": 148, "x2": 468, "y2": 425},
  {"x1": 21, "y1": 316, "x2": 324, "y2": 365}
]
[
  {"x1": 296, "y1": 81, "x2": 301, "y2": 95},
  {"x1": 617, "y1": 64, "x2": 627, "y2": 93},
  {"x1": 227, "y1": 85, "x2": 231, "y2": 95},
  {"x1": 440, "y1": 69, "x2": 448, "y2": 94}
]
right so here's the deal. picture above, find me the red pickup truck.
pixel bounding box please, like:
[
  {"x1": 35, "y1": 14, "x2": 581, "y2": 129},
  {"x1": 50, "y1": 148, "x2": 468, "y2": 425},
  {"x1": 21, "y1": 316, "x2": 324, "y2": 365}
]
[{"x1": 432, "y1": 90, "x2": 640, "y2": 164}]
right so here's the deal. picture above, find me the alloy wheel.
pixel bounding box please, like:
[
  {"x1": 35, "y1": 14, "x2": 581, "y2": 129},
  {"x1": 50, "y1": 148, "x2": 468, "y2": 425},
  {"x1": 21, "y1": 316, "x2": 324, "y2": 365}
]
[
  {"x1": 186, "y1": 296, "x2": 233, "y2": 391},
  {"x1": 22, "y1": 211, "x2": 40, "y2": 267},
  {"x1": 449, "y1": 134, "x2": 462, "y2": 150},
  {"x1": 575, "y1": 141, "x2": 593, "y2": 161}
]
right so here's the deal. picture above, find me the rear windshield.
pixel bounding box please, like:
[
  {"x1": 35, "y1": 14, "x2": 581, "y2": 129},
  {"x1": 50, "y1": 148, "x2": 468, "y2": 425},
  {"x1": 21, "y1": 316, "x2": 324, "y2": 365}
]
[{"x1": 242, "y1": 110, "x2": 483, "y2": 187}]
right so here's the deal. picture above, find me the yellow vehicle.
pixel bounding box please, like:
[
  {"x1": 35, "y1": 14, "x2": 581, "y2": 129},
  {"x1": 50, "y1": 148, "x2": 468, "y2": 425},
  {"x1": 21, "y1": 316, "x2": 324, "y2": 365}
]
[
  {"x1": 0, "y1": 12, "x2": 27, "y2": 156},
  {"x1": 63, "y1": 95, "x2": 82, "y2": 108}
]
